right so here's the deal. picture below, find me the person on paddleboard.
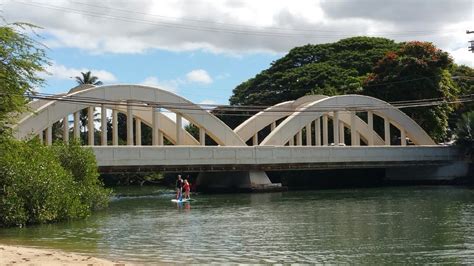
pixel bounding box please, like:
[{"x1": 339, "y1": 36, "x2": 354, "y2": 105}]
[
  {"x1": 176, "y1": 175, "x2": 183, "y2": 200},
  {"x1": 183, "y1": 178, "x2": 191, "y2": 199}
]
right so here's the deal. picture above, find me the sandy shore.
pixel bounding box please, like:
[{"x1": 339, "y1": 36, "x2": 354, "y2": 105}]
[{"x1": 0, "y1": 244, "x2": 125, "y2": 265}]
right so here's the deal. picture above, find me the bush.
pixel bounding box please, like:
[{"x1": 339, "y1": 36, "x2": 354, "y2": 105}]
[
  {"x1": 0, "y1": 137, "x2": 111, "y2": 227},
  {"x1": 455, "y1": 111, "x2": 474, "y2": 159}
]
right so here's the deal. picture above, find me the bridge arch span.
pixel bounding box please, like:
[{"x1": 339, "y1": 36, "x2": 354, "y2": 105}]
[
  {"x1": 13, "y1": 84, "x2": 246, "y2": 146},
  {"x1": 260, "y1": 95, "x2": 435, "y2": 146}
]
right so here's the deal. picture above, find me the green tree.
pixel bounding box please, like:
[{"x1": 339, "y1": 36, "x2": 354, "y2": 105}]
[
  {"x1": 363, "y1": 41, "x2": 458, "y2": 142},
  {"x1": 75, "y1": 71, "x2": 103, "y2": 86},
  {"x1": 0, "y1": 22, "x2": 48, "y2": 133},
  {"x1": 454, "y1": 111, "x2": 474, "y2": 158}
]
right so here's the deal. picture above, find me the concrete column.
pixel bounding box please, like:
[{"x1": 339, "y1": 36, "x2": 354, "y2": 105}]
[
  {"x1": 152, "y1": 107, "x2": 160, "y2": 146},
  {"x1": 384, "y1": 118, "x2": 390, "y2": 146},
  {"x1": 73, "y1": 111, "x2": 80, "y2": 140},
  {"x1": 339, "y1": 121, "x2": 345, "y2": 144},
  {"x1": 350, "y1": 111, "x2": 358, "y2": 146},
  {"x1": 135, "y1": 118, "x2": 142, "y2": 146},
  {"x1": 176, "y1": 113, "x2": 182, "y2": 145},
  {"x1": 46, "y1": 126, "x2": 52, "y2": 146},
  {"x1": 101, "y1": 105, "x2": 107, "y2": 146},
  {"x1": 333, "y1": 111, "x2": 339, "y2": 145},
  {"x1": 271, "y1": 121, "x2": 276, "y2": 131},
  {"x1": 367, "y1": 111, "x2": 374, "y2": 146},
  {"x1": 252, "y1": 133, "x2": 258, "y2": 146},
  {"x1": 199, "y1": 127, "x2": 206, "y2": 146},
  {"x1": 296, "y1": 131, "x2": 302, "y2": 146},
  {"x1": 63, "y1": 116, "x2": 69, "y2": 143},
  {"x1": 322, "y1": 114, "x2": 328, "y2": 145},
  {"x1": 289, "y1": 136, "x2": 294, "y2": 146},
  {"x1": 127, "y1": 102, "x2": 133, "y2": 146},
  {"x1": 400, "y1": 129, "x2": 406, "y2": 146},
  {"x1": 88, "y1": 106, "x2": 94, "y2": 146},
  {"x1": 305, "y1": 123, "x2": 312, "y2": 146},
  {"x1": 112, "y1": 109, "x2": 118, "y2": 145},
  {"x1": 38, "y1": 130, "x2": 43, "y2": 144},
  {"x1": 315, "y1": 118, "x2": 321, "y2": 146},
  {"x1": 355, "y1": 132, "x2": 360, "y2": 146},
  {"x1": 158, "y1": 131, "x2": 164, "y2": 146}
]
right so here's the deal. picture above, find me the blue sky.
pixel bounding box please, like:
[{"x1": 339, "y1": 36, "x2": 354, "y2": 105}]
[{"x1": 4, "y1": 0, "x2": 473, "y2": 106}]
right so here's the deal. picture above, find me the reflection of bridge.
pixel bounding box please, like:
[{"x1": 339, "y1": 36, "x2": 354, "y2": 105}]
[{"x1": 12, "y1": 85, "x2": 466, "y2": 190}]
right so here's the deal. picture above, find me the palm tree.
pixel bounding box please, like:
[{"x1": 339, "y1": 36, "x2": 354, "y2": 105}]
[
  {"x1": 75, "y1": 71, "x2": 102, "y2": 143},
  {"x1": 75, "y1": 71, "x2": 103, "y2": 86}
]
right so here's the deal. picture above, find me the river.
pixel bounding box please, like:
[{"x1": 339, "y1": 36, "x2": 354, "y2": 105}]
[{"x1": 1, "y1": 186, "x2": 474, "y2": 264}]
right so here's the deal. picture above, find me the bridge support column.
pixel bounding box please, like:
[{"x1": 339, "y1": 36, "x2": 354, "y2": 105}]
[
  {"x1": 199, "y1": 127, "x2": 206, "y2": 146},
  {"x1": 296, "y1": 131, "x2": 302, "y2": 146},
  {"x1": 38, "y1": 130, "x2": 43, "y2": 144},
  {"x1": 400, "y1": 129, "x2": 406, "y2": 146},
  {"x1": 73, "y1": 111, "x2": 80, "y2": 140},
  {"x1": 384, "y1": 118, "x2": 391, "y2": 146},
  {"x1": 101, "y1": 105, "x2": 107, "y2": 146},
  {"x1": 322, "y1": 114, "x2": 328, "y2": 145},
  {"x1": 112, "y1": 110, "x2": 118, "y2": 145},
  {"x1": 333, "y1": 111, "x2": 339, "y2": 144},
  {"x1": 367, "y1": 111, "x2": 374, "y2": 146},
  {"x1": 252, "y1": 133, "x2": 258, "y2": 146},
  {"x1": 152, "y1": 107, "x2": 160, "y2": 146},
  {"x1": 315, "y1": 118, "x2": 321, "y2": 146},
  {"x1": 63, "y1": 116, "x2": 69, "y2": 143},
  {"x1": 135, "y1": 118, "x2": 142, "y2": 146},
  {"x1": 350, "y1": 111, "x2": 359, "y2": 146},
  {"x1": 339, "y1": 121, "x2": 345, "y2": 144},
  {"x1": 88, "y1": 106, "x2": 94, "y2": 146},
  {"x1": 196, "y1": 171, "x2": 282, "y2": 192},
  {"x1": 176, "y1": 113, "x2": 183, "y2": 145},
  {"x1": 306, "y1": 123, "x2": 312, "y2": 146},
  {"x1": 289, "y1": 136, "x2": 294, "y2": 146},
  {"x1": 271, "y1": 121, "x2": 276, "y2": 131},
  {"x1": 127, "y1": 101, "x2": 133, "y2": 146},
  {"x1": 46, "y1": 126, "x2": 52, "y2": 146}
]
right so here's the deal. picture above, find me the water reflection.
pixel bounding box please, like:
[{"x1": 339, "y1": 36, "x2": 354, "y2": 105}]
[{"x1": 1, "y1": 186, "x2": 474, "y2": 263}]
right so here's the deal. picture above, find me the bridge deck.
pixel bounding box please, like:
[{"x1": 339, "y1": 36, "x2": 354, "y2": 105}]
[{"x1": 92, "y1": 146, "x2": 458, "y2": 173}]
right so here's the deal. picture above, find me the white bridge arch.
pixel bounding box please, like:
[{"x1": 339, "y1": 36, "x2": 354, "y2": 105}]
[{"x1": 12, "y1": 85, "x2": 435, "y2": 148}]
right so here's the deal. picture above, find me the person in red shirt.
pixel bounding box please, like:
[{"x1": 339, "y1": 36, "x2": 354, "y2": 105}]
[{"x1": 183, "y1": 178, "x2": 191, "y2": 199}]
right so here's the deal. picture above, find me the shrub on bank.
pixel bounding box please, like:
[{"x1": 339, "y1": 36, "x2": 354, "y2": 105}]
[
  {"x1": 0, "y1": 137, "x2": 111, "y2": 227},
  {"x1": 455, "y1": 111, "x2": 474, "y2": 159}
]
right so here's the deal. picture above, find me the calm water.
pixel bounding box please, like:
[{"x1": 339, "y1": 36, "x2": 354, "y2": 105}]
[{"x1": 1, "y1": 186, "x2": 474, "y2": 264}]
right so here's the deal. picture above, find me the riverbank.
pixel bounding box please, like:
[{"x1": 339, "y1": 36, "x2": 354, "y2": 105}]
[{"x1": 0, "y1": 244, "x2": 123, "y2": 265}]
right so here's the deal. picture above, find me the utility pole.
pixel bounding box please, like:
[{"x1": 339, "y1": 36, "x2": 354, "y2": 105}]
[{"x1": 467, "y1": 30, "x2": 474, "y2": 53}]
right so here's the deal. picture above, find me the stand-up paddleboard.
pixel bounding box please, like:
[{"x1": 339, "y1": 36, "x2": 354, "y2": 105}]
[{"x1": 171, "y1": 198, "x2": 195, "y2": 203}]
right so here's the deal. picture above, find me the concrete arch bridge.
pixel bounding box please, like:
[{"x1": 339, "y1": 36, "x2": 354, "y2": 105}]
[{"x1": 11, "y1": 85, "x2": 466, "y2": 191}]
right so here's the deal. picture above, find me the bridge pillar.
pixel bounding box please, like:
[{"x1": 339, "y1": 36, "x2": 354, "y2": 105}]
[
  {"x1": 176, "y1": 113, "x2": 183, "y2": 145},
  {"x1": 350, "y1": 111, "x2": 358, "y2": 146},
  {"x1": 101, "y1": 105, "x2": 107, "y2": 146},
  {"x1": 127, "y1": 101, "x2": 133, "y2": 146},
  {"x1": 252, "y1": 133, "x2": 258, "y2": 146},
  {"x1": 322, "y1": 114, "x2": 328, "y2": 145},
  {"x1": 112, "y1": 110, "x2": 118, "y2": 145},
  {"x1": 339, "y1": 121, "x2": 345, "y2": 144},
  {"x1": 271, "y1": 121, "x2": 276, "y2": 131},
  {"x1": 135, "y1": 118, "x2": 142, "y2": 146},
  {"x1": 289, "y1": 136, "x2": 294, "y2": 146},
  {"x1": 367, "y1": 111, "x2": 374, "y2": 146},
  {"x1": 401, "y1": 129, "x2": 406, "y2": 146},
  {"x1": 199, "y1": 127, "x2": 206, "y2": 146},
  {"x1": 384, "y1": 118, "x2": 391, "y2": 146},
  {"x1": 88, "y1": 106, "x2": 94, "y2": 146},
  {"x1": 46, "y1": 126, "x2": 52, "y2": 146},
  {"x1": 296, "y1": 131, "x2": 302, "y2": 146},
  {"x1": 38, "y1": 130, "x2": 43, "y2": 144},
  {"x1": 73, "y1": 111, "x2": 80, "y2": 140},
  {"x1": 306, "y1": 123, "x2": 312, "y2": 146},
  {"x1": 333, "y1": 111, "x2": 339, "y2": 144},
  {"x1": 152, "y1": 107, "x2": 160, "y2": 146},
  {"x1": 315, "y1": 118, "x2": 321, "y2": 146},
  {"x1": 63, "y1": 116, "x2": 69, "y2": 143},
  {"x1": 196, "y1": 171, "x2": 282, "y2": 192}
]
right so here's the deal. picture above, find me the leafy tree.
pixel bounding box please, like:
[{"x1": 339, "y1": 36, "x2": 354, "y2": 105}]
[
  {"x1": 363, "y1": 41, "x2": 458, "y2": 141},
  {"x1": 454, "y1": 111, "x2": 474, "y2": 158},
  {"x1": 0, "y1": 22, "x2": 48, "y2": 133},
  {"x1": 75, "y1": 71, "x2": 103, "y2": 86}
]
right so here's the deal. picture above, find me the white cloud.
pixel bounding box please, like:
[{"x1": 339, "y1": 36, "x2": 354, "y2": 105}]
[
  {"x1": 45, "y1": 62, "x2": 117, "y2": 82},
  {"x1": 4, "y1": 0, "x2": 473, "y2": 65},
  {"x1": 140, "y1": 76, "x2": 182, "y2": 93},
  {"x1": 186, "y1": 69, "x2": 213, "y2": 84}
]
